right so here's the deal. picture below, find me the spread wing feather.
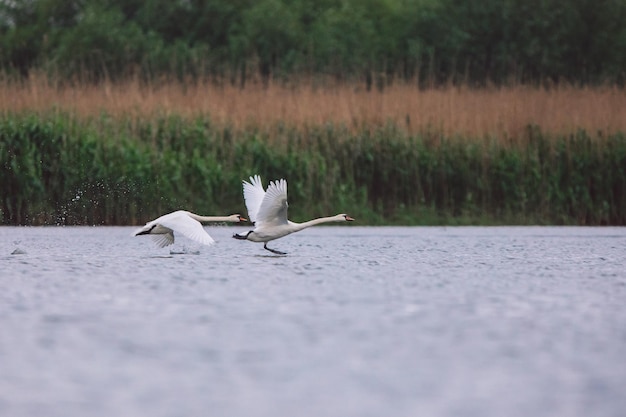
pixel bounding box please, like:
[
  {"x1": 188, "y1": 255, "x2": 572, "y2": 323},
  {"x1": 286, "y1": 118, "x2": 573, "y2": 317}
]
[
  {"x1": 151, "y1": 233, "x2": 174, "y2": 248},
  {"x1": 256, "y1": 178, "x2": 289, "y2": 227},
  {"x1": 243, "y1": 175, "x2": 266, "y2": 224},
  {"x1": 158, "y1": 213, "x2": 215, "y2": 246}
]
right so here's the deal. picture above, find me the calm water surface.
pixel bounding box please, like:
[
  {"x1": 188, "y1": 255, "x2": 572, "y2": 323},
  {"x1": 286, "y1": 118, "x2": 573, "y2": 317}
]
[{"x1": 1, "y1": 226, "x2": 625, "y2": 417}]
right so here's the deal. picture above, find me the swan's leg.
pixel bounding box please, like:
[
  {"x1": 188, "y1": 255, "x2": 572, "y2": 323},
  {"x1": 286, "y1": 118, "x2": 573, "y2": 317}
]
[{"x1": 264, "y1": 243, "x2": 286, "y2": 255}]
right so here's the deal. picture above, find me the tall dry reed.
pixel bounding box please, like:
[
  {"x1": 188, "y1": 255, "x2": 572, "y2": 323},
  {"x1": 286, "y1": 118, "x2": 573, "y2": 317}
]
[
  {"x1": 3, "y1": 74, "x2": 625, "y2": 226},
  {"x1": 2, "y1": 73, "x2": 625, "y2": 138}
]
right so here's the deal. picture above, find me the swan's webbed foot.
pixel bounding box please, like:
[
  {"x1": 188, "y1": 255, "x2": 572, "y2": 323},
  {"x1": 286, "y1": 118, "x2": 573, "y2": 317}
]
[
  {"x1": 264, "y1": 243, "x2": 286, "y2": 255},
  {"x1": 233, "y1": 231, "x2": 252, "y2": 240}
]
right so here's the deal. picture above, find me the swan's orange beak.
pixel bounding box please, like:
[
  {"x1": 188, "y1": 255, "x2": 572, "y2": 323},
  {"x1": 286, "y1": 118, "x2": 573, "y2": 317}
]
[
  {"x1": 239, "y1": 217, "x2": 248, "y2": 222},
  {"x1": 345, "y1": 215, "x2": 355, "y2": 221}
]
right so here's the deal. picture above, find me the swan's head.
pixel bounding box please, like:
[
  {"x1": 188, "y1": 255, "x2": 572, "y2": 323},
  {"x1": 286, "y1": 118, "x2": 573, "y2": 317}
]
[
  {"x1": 228, "y1": 214, "x2": 247, "y2": 222},
  {"x1": 340, "y1": 214, "x2": 355, "y2": 222}
]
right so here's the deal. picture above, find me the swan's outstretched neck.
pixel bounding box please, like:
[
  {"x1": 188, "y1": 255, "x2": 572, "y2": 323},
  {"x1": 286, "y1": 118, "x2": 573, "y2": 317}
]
[
  {"x1": 187, "y1": 212, "x2": 244, "y2": 223},
  {"x1": 292, "y1": 214, "x2": 353, "y2": 231}
]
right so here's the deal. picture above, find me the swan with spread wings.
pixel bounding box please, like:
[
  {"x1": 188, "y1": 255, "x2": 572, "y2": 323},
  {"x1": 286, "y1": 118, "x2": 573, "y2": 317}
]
[{"x1": 233, "y1": 175, "x2": 354, "y2": 254}]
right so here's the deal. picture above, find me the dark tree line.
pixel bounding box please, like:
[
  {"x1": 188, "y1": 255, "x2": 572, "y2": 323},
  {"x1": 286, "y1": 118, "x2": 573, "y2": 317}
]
[{"x1": 1, "y1": 0, "x2": 626, "y2": 86}]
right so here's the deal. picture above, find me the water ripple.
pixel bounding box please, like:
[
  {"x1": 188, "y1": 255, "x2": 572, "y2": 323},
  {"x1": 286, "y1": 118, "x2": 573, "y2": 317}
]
[{"x1": 0, "y1": 226, "x2": 625, "y2": 417}]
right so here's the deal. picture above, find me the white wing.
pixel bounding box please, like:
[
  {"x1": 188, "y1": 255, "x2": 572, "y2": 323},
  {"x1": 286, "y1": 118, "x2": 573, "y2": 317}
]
[
  {"x1": 256, "y1": 178, "x2": 289, "y2": 227},
  {"x1": 243, "y1": 175, "x2": 266, "y2": 223},
  {"x1": 158, "y1": 212, "x2": 216, "y2": 246},
  {"x1": 151, "y1": 233, "x2": 175, "y2": 248}
]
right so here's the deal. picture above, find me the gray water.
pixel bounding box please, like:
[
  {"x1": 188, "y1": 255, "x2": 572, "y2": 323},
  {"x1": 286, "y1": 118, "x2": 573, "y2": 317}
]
[{"x1": 1, "y1": 225, "x2": 625, "y2": 417}]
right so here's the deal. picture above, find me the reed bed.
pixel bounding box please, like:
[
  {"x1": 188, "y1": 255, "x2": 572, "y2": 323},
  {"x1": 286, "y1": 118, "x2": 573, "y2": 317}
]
[
  {"x1": 1, "y1": 110, "x2": 625, "y2": 226},
  {"x1": 2, "y1": 74, "x2": 626, "y2": 138},
  {"x1": 2, "y1": 76, "x2": 625, "y2": 225}
]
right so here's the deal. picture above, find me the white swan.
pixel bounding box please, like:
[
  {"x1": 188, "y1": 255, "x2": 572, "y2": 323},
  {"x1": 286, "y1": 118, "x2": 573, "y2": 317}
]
[
  {"x1": 135, "y1": 210, "x2": 246, "y2": 248},
  {"x1": 233, "y1": 175, "x2": 354, "y2": 254}
]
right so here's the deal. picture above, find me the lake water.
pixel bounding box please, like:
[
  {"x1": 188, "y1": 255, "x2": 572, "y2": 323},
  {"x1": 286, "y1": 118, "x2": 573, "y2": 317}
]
[{"x1": 1, "y1": 225, "x2": 625, "y2": 417}]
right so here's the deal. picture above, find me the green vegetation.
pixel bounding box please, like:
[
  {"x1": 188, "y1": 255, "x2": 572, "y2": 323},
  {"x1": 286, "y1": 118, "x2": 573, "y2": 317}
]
[
  {"x1": 2, "y1": 112, "x2": 624, "y2": 225},
  {"x1": 2, "y1": 0, "x2": 626, "y2": 86},
  {"x1": 2, "y1": 1, "x2": 624, "y2": 226}
]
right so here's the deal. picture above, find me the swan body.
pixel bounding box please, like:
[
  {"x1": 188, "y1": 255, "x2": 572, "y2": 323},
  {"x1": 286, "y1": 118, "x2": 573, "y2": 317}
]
[
  {"x1": 135, "y1": 210, "x2": 245, "y2": 248},
  {"x1": 233, "y1": 175, "x2": 354, "y2": 254}
]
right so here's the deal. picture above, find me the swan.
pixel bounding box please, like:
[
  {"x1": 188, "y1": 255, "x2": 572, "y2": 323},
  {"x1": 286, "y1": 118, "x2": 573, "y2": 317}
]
[
  {"x1": 135, "y1": 210, "x2": 246, "y2": 248},
  {"x1": 233, "y1": 175, "x2": 354, "y2": 254}
]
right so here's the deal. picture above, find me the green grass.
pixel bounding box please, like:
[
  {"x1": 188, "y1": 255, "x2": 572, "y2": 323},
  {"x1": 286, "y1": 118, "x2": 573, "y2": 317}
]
[{"x1": 1, "y1": 112, "x2": 625, "y2": 225}]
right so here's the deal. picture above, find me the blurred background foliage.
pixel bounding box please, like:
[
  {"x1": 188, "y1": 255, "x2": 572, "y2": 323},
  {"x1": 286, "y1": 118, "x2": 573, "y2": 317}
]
[
  {"x1": 2, "y1": 0, "x2": 626, "y2": 86},
  {"x1": 2, "y1": 1, "x2": 626, "y2": 226}
]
